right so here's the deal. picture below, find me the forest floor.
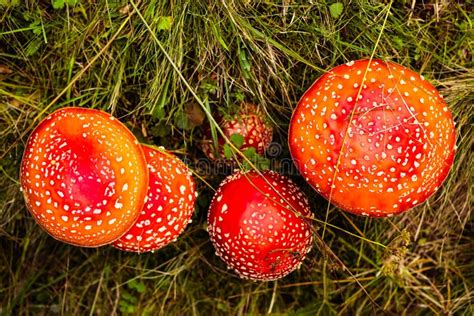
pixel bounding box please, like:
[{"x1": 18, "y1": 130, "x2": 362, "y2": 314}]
[{"x1": 0, "y1": 1, "x2": 472, "y2": 315}]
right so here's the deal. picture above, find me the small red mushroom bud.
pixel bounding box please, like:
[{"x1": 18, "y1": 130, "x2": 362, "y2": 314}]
[
  {"x1": 289, "y1": 59, "x2": 456, "y2": 217},
  {"x1": 113, "y1": 145, "x2": 197, "y2": 252},
  {"x1": 207, "y1": 170, "x2": 313, "y2": 281},
  {"x1": 201, "y1": 103, "x2": 273, "y2": 160},
  {"x1": 20, "y1": 107, "x2": 149, "y2": 247}
]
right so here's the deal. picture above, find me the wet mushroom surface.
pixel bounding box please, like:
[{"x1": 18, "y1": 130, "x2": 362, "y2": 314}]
[
  {"x1": 20, "y1": 107, "x2": 149, "y2": 247},
  {"x1": 113, "y1": 145, "x2": 197, "y2": 253},
  {"x1": 289, "y1": 59, "x2": 456, "y2": 217},
  {"x1": 207, "y1": 170, "x2": 313, "y2": 281}
]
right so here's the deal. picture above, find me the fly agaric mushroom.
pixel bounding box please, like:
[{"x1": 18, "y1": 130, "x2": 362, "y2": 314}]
[
  {"x1": 289, "y1": 59, "x2": 456, "y2": 217},
  {"x1": 113, "y1": 145, "x2": 197, "y2": 252},
  {"x1": 201, "y1": 103, "x2": 273, "y2": 160},
  {"x1": 207, "y1": 170, "x2": 313, "y2": 281},
  {"x1": 20, "y1": 107, "x2": 149, "y2": 247}
]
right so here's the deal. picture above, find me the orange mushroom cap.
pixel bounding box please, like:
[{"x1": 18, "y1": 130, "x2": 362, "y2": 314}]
[
  {"x1": 20, "y1": 107, "x2": 149, "y2": 246},
  {"x1": 289, "y1": 59, "x2": 456, "y2": 217},
  {"x1": 207, "y1": 170, "x2": 313, "y2": 281},
  {"x1": 201, "y1": 104, "x2": 273, "y2": 160},
  {"x1": 113, "y1": 145, "x2": 197, "y2": 252}
]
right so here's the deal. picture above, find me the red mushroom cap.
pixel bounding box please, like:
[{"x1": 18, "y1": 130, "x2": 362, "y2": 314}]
[
  {"x1": 201, "y1": 103, "x2": 273, "y2": 160},
  {"x1": 207, "y1": 170, "x2": 313, "y2": 281},
  {"x1": 20, "y1": 107, "x2": 149, "y2": 247},
  {"x1": 289, "y1": 59, "x2": 456, "y2": 217},
  {"x1": 113, "y1": 145, "x2": 197, "y2": 252}
]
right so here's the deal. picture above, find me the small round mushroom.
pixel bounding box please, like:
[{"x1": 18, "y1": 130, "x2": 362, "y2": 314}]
[
  {"x1": 201, "y1": 103, "x2": 273, "y2": 160},
  {"x1": 113, "y1": 145, "x2": 197, "y2": 252},
  {"x1": 20, "y1": 107, "x2": 149, "y2": 247},
  {"x1": 207, "y1": 170, "x2": 313, "y2": 281},
  {"x1": 289, "y1": 59, "x2": 456, "y2": 217}
]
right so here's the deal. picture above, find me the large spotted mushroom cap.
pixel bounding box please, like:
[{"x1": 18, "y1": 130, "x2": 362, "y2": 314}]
[
  {"x1": 20, "y1": 107, "x2": 149, "y2": 247},
  {"x1": 289, "y1": 59, "x2": 456, "y2": 217},
  {"x1": 201, "y1": 103, "x2": 273, "y2": 160},
  {"x1": 113, "y1": 145, "x2": 197, "y2": 252},
  {"x1": 207, "y1": 170, "x2": 313, "y2": 281}
]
